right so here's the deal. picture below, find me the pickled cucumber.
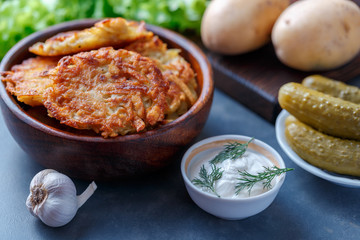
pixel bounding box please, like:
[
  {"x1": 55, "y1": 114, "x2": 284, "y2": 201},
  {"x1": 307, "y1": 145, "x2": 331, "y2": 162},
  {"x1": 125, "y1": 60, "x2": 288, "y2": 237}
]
[
  {"x1": 285, "y1": 115, "x2": 360, "y2": 177},
  {"x1": 302, "y1": 75, "x2": 360, "y2": 104},
  {"x1": 278, "y1": 82, "x2": 360, "y2": 141}
]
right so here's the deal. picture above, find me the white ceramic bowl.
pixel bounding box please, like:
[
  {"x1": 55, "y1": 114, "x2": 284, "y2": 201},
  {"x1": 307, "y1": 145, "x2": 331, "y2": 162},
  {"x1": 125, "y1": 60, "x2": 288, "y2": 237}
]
[{"x1": 181, "y1": 135, "x2": 287, "y2": 220}]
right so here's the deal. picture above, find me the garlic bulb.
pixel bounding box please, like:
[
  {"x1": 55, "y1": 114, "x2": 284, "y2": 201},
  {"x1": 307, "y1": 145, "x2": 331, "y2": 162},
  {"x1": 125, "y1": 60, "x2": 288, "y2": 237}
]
[{"x1": 26, "y1": 169, "x2": 97, "y2": 227}]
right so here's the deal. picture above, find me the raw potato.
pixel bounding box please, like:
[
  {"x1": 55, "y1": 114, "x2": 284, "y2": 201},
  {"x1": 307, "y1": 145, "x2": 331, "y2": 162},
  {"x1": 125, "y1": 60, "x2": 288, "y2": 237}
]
[
  {"x1": 201, "y1": 0, "x2": 290, "y2": 55},
  {"x1": 272, "y1": 0, "x2": 360, "y2": 71}
]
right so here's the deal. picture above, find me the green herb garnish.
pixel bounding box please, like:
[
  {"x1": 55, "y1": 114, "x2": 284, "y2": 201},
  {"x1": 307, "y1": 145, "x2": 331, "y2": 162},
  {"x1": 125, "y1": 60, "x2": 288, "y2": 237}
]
[
  {"x1": 210, "y1": 138, "x2": 254, "y2": 165},
  {"x1": 191, "y1": 164, "x2": 223, "y2": 198},
  {"x1": 235, "y1": 166, "x2": 294, "y2": 195}
]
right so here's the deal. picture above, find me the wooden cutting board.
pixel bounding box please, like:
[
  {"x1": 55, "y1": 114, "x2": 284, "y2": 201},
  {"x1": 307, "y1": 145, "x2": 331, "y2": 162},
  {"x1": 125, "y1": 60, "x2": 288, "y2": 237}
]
[
  {"x1": 206, "y1": 45, "x2": 360, "y2": 123},
  {"x1": 202, "y1": 0, "x2": 360, "y2": 123}
]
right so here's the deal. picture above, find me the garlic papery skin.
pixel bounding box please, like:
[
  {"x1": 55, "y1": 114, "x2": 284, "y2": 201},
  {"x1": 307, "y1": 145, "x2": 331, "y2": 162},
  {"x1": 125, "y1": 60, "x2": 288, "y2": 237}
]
[{"x1": 26, "y1": 169, "x2": 97, "y2": 227}]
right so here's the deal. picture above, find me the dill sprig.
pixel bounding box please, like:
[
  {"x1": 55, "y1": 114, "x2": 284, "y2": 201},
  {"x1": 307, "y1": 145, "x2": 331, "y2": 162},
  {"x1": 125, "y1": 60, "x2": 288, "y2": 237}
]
[
  {"x1": 191, "y1": 164, "x2": 224, "y2": 197},
  {"x1": 210, "y1": 138, "x2": 254, "y2": 165},
  {"x1": 235, "y1": 166, "x2": 294, "y2": 195}
]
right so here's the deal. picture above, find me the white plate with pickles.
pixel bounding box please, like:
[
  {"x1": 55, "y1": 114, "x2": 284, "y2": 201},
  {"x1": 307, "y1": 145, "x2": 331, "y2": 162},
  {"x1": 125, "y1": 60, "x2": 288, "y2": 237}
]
[{"x1": 275, "y1": 110, "x2": 360, "y2": 188}]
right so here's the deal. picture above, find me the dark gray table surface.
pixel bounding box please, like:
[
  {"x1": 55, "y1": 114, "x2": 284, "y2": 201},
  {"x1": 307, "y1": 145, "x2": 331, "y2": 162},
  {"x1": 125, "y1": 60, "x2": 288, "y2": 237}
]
[{"x1": 1, "y1": 81, "x2": 360, "y2": 239}]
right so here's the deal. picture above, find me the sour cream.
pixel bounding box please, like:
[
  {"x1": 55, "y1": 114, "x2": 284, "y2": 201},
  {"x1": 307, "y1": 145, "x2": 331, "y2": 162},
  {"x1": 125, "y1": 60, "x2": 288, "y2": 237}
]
[{"x1": 189, "y1": 148, "x2": 277, "y2": 198}]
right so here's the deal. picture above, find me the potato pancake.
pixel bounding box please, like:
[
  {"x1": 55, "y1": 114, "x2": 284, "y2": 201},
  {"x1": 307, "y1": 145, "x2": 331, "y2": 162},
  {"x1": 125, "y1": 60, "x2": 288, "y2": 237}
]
[
  {"x1": 44, "y1": 47, "x2": 169, "y2": 138},
  {"x1": 124, "y1": 36, "x2": 198, "y2": 120},
  {"x1": 29, "y1": 18, "x2": 153, "y2": 56},
  {"x1": 1, "y1": 57, "x2": 59, "y2": 106},
  {"x1": 3, "y1": 17, "x2": 199, "y2": 138}
]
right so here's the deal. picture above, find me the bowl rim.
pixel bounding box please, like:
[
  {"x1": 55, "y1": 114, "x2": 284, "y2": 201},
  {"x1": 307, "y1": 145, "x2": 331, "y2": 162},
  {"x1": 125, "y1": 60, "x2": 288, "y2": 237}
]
[
  {"x1": 0, "y1": 19, "x2": 213, "y2": 142},
  {"x1": 181, "y1": 134, "x2": 286, "y2": 202}
]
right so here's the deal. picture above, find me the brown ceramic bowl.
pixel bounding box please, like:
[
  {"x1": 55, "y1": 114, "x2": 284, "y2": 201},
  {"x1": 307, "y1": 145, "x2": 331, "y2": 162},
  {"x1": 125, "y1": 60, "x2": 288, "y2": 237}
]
[{"x1": 0, "y1": 19, "x2": 213, "y2": 180}]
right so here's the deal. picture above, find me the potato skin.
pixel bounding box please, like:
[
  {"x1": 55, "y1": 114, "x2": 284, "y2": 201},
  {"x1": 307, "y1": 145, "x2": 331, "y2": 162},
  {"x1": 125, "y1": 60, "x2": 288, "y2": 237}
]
[
  {"x1": 272, "y1": 0, "x2": 360, "y2": 71},
  {"x1": 201, "y1": 0, "x2": 289, "y2": 55}
]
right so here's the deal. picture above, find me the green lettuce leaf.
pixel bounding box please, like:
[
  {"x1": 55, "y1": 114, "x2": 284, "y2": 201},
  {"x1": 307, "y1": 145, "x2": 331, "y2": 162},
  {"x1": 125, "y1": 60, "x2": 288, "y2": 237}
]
[{"x1": 0, "y1": 0, "x2": 208, "y2": 60}]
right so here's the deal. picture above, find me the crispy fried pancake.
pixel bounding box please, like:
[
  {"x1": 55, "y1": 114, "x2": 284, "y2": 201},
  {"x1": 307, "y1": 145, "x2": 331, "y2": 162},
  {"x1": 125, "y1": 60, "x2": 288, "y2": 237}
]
[
  {"x1": 29, "y1": 18, "x2": 153, "y2": 56},
  {"x1": 124, "y1": 36, "x2": 198, "y2": 119},
  {"x1": 44, "y1": 47, "x2": 169, "y2": 138},
  {"x1": 1, "y1": 57, "x2": 59, "y2": 106}
]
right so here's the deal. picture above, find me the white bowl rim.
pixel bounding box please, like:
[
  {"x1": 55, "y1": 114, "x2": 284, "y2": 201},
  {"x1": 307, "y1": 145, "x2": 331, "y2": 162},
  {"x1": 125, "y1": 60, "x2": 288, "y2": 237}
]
[{"x1": 181, "y1": 134, "x2": 287, "y2": 202}]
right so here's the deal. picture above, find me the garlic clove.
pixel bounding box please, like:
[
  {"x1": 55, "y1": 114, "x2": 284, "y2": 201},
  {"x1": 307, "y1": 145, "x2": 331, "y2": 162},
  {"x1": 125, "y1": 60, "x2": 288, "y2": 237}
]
[
  {"x1": 26, "y1": 169, "x2": 97, "y2": 227},
  {"x1": 34, "y1": 193, "x2": 78, "y2": 228}
]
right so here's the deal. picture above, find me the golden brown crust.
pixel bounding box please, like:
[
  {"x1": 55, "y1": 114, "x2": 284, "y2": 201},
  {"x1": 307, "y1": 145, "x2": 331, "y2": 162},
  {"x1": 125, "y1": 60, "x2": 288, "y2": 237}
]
[
  {"x1": 1, "y1": 56, "x2": 59, "y2": 106},
  {"x1": 29, "y1": 18, "x2": 153, "y2": 56},
  {"x1": 4, "y1": 18, "x2": 198, "y2": 138},
  {"x1": 124, "y1": 36, "x2": 198, "y2": 119},
  {"x1": 44, "y1": 47, "x2": 169, "y2": 138}
]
